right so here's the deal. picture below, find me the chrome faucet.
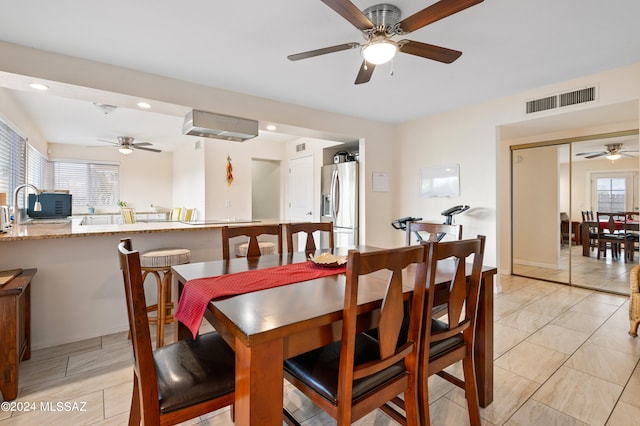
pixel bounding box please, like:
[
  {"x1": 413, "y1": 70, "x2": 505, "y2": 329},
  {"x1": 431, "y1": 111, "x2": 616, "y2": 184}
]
[{"x1": 12, "y1": 183, "x2": 42, "y2": 225}]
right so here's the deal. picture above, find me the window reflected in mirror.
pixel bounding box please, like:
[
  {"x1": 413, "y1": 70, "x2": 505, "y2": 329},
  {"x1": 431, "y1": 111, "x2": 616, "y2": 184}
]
[{"x1": 512, "y1": 135, "x2": 639, "y2": 295}]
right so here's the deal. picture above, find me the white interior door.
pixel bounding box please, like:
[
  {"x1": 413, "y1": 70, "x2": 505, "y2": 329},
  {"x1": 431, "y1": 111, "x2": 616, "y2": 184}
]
[{"x1": 288, "y1": 155, "x2": 314, "y2": 251}]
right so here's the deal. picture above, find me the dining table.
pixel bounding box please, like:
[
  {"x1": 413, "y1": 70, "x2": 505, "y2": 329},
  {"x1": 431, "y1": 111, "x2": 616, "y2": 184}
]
[
  {"x1": 582, "y1": 219, "x2": 640, "y2": 256},
  {"x1": 172, "y1": 246, "x2": 497, "y2": 425}
]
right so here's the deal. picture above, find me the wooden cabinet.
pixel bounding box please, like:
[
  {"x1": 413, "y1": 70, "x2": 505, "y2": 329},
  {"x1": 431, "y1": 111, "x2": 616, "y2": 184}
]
[{"x1": 0, "y1": 269, "x2": 35, "y2": 401}]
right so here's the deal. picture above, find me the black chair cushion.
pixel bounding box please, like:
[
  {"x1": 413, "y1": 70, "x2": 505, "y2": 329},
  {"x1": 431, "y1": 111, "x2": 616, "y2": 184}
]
[
  {"x1": 154, "y1": 331, "x2": 235, "y2": 414},
  {"x1": 284, "y1": 333, "x2": 406, "y2": 405},
  {"x1": 429, "y1": 319, "x2": 464, "y2": 359}
]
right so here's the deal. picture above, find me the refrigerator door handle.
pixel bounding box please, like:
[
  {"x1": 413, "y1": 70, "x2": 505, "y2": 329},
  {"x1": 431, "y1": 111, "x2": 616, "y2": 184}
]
[{"x1": 332, "y1": 170, "x2": 340, "y2": 219}]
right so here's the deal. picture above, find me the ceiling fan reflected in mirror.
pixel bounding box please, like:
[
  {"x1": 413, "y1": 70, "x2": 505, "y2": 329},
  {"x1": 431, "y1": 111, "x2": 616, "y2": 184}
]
[
  {"x1": 575, "y1": 143, "x2": 638, "y2": 161},
  {"x1": 287, "y1": 0, "x2": 484, "y2": 84},
  {"x1": 95, "y1": 136, "x2": 161, "y2": 155}
]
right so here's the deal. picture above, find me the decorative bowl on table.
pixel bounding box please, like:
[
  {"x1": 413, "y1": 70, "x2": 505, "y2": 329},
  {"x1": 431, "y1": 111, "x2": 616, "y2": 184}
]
[{"x1": 309, "y1": 252, "x2": 347, "y2": 268}]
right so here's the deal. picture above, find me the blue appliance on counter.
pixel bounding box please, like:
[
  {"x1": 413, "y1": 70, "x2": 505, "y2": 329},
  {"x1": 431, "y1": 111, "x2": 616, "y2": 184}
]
[{"x1": 28, "y1": 193, "x2": 72, "y2": 218}]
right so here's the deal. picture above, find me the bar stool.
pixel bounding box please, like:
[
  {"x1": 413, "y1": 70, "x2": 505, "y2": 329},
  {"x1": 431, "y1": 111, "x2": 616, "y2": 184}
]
[
  {"x1": 234, "y1": 241, "x2": 276, "y2": 257},
  {"x1": 140, "y1": 247, "x2": 191, "y2": 347}
]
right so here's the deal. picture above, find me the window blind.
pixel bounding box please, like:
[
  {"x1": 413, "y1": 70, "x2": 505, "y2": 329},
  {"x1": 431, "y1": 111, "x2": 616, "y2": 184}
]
[
  {"x1": 0, "y1": 118, "x2": 26, "y2": 206},
  {"x1": 26, "y1": 143, "x2": 51, "y2": 191},
  {"x1": 53, "y1": 161, "x2": 120, "y2": 207}
]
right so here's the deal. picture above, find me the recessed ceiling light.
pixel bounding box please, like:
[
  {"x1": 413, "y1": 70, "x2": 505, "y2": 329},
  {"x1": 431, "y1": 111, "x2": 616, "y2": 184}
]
[
  {"x1": 136, "y1": 102, "x2": 151, "y2": 109},
  {"x1": 29, "y1": 83, "x2": 49, "y2": 91},
  {"x1": 266, "y1": 125, "x2": 277, "y2": 131}
]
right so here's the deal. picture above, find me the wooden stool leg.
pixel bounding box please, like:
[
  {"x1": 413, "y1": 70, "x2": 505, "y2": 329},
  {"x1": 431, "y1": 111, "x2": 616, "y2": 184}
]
[
  {"x1": 158, "y1": 271, "x2": 166, "y2": 348},
  {"x1": 141, "y1": 269, "x2": 165, "y2": 347}
]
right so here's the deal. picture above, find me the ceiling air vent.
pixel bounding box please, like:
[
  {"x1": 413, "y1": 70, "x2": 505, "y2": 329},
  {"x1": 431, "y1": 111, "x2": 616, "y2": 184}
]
[
  {"x1": 525, "y1": 85, "x2": 597, "y2": 115},
  {"x1": 559, "y1": 86, "x2": 596, "y2": 107},
  {"x1": 526, "y1": 96, "x2": 557, "y2": 114},
  {"x1": 296, "y1": 143, "x2": 306, "y2": 152}
]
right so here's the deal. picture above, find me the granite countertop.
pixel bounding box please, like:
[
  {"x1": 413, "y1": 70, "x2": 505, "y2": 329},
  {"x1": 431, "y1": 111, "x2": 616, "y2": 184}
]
[{"x1": 0, "y1": 217, "x2": 268, "y2": 242}]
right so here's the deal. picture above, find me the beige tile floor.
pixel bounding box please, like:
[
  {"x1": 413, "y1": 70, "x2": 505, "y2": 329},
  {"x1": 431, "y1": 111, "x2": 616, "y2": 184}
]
[
  {"x1": 513, "y1": 245, "x2": 636, "y2": 296},
  {"x1": 2, "y1": 274, "x2": 639, "y2": 425}
]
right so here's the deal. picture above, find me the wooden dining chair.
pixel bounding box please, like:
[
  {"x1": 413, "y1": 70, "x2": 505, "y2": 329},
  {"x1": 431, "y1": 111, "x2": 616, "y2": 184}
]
[
  {"x1": 405, "y1": 221, "x2": 462, "y2": 246},
  {"x1": 221, "y1": 224, "x2": 283, "y2": 259},
  {"x1": 417, "y1": 235, "x2": 486, "y2": 426},
  {"x1": 581, "y1": 210, "x2": 598, "y2": 252},
  {"x1": 596, "y1": 212, "x2": 626, "y2": 260},
  {"x1": 283, "y1": 245, "x2": 428, "y2": 426},
  {"x1": 118, "y1": 238, "x2": 235, "y2": 425},
  {"x1": 286, "y1": 221, "x2": 334, "y2": 253}
]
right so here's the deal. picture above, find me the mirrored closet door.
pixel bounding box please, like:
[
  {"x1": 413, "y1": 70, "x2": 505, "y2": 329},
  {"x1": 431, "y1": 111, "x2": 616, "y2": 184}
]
[{"x1": 512, "y1": 132, "x2": 639, "y2": 295}]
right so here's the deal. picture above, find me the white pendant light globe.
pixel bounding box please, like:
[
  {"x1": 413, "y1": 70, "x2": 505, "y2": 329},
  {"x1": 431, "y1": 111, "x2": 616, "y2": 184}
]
[
  {"x1": 362, "y1": 37, "x2": 397, "y2": 65},
  {"x1": 119, "y1": 147, "x2": 133, "y2": 155},
  {"x1": 606, "y1": 153, "x2": 621, "y2": 161}
]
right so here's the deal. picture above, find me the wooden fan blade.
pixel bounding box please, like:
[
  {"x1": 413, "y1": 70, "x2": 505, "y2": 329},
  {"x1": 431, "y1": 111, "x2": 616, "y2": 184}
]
[
  {"x1": 288, "y1": 42, "x2": 359, "y2": 61},
  {"x1": 132, "y1": 142, "x2": 152, "y2": 147},
  {"x1": 585, "y1": 152, "x2": 607, "y2": 159},
  {"x1": 321, "y1": 0, "x2": 374, "y2": 31},
  {"x1": 619, "y1": 152, "x2": 637, "y2": 157},
  {"x1": 355, "y1": 60, "x2": 375, "y2": 85},
  {"x1": 134, "y1": 146, "x2": 161, "y2": 153},
  {"x1": 399, "y1": 40, "x2": 462, "y2": 63},
  {"x1": 97, "y1": 138, "x2": 118, "y2": 146},
  {"x1": 398, "y1": 0, "x2": 484, "y2": 34},
  {"x1": 575, "y1": 151, "x2": 605, "y2": 156}
]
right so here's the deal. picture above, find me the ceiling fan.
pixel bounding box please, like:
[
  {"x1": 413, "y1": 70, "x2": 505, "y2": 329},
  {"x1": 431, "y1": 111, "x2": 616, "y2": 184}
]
[
  {"x1": 96, "y1": 136, "x2": 161, "y2": 155},
  {"x1": 575, "y1": 143, "x2": 638, "y2": 160},
  {"x1": 287, "y1": 0, "x2": 484, "y2": 84}
]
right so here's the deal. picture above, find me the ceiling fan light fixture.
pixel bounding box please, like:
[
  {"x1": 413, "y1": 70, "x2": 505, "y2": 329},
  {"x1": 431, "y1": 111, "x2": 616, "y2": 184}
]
[
  {"x1": 606, "y1": 153, "x2": 621, "y2": 161},
  {"x1": 119, "y1": 146, "x2": 133, "y2": 155},
  {"x1": 362, "y1": 37, "x2": 397, "y2": 65}
]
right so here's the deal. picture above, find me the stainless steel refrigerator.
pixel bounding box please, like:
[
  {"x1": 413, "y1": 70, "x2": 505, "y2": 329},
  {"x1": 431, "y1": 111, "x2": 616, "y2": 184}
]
[{"x1": 321, "y1": 162, "x2": 358, "y2": 247}]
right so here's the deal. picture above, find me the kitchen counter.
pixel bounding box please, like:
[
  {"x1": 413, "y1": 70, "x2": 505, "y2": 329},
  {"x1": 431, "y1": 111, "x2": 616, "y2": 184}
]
[
  {"x1": 0, "y1": 217, "x2": 263, "y2": 242},
  {"x1": 0, "y1": 217, "x2": 281, "y2": 350}
]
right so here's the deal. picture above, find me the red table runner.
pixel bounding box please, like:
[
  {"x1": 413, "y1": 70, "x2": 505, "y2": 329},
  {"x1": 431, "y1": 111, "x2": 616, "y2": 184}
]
[{"x1": 175, "y1": 261, "x2": 346, "y2": 338}]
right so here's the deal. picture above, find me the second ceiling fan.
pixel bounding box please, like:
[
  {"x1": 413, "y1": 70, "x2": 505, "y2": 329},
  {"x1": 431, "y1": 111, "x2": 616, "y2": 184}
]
[
  {"x1": 97, "y1": 136, "x2": 161, "y2": 155},
  {"x1": 288, "y1": 0, "x2": 484, "y2": 84}
]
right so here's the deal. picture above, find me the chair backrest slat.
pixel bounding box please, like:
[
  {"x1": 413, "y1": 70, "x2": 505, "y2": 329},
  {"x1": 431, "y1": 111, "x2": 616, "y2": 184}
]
[
  {"x1": 424, "y1": 236, "x2": 486, "y2": 344},
  {"x1": 341, "y1": 245, "x2": 427, "y2": 396},
  {"x1": 406, "y1": 222, "x2": 462, "y2": 245},
  {"x1": 221, "y1": 224, "x2": 283, "y2": 259},
  {"x1": 286, "y1": 222, "x2": 334, "y2": 253}
]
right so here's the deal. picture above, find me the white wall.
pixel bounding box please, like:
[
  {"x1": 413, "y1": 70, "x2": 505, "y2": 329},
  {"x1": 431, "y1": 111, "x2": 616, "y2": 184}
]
[
  {"x1": 0, "y1": 88, "x2": 48, "y2": 155},
  {"x1": 172, "y1": 138, "x2": 206, "y2": 218},
  {"x1": 397, "y1": 63, "x2": 640, "y2": 271},
  {"x1": 512, "y1": 146, "x2": 560, "y2": 267},
  {"x1": 0, "y1": 41, "x2": 396, "y2": 247},
  {"x1": 48, "y1": 142, "x2": 173, "y2": 214},
  {"x1": 2, "y1": 40, "x2": 640, "y2": 275},
  {"x1": 252, "y1": 159, "x2": 280, "y2": 219}
]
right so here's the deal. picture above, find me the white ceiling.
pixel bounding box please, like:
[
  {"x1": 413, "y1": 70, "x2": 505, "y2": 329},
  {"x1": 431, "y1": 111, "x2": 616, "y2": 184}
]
[{"x1": 0, "y1": 0, "x2": 639, "y2": 152}]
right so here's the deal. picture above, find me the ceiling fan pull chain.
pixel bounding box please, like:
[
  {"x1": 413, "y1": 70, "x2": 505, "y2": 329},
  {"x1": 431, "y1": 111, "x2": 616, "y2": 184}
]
[{"x1": 390, "y1": 58, "x2": 394, "y2": 76}]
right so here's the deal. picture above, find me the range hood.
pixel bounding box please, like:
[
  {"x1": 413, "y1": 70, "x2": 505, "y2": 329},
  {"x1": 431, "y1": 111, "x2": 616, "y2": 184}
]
[{"x1": 182, "y1": 110, "x2": 258, "y2": 142}]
